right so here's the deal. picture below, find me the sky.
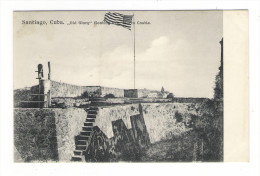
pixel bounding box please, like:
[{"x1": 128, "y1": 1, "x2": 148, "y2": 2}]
[{"x1": 13, "y1": 11, "x2": 223, "y2": 98}]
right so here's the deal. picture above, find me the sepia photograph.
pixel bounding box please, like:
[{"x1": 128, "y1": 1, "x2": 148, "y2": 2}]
[{"x1": 13, "y1": 10, "x2": 224, "y2": 162}]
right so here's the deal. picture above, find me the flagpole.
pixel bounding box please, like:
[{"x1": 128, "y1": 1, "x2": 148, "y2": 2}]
[{"x1": 133, "y1": 13, "x2": 136, "y2": 89}]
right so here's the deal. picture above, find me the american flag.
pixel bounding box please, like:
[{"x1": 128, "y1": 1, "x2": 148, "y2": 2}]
[{"x1": 104, "y1": 12, "x2": 133, "y2": 30}]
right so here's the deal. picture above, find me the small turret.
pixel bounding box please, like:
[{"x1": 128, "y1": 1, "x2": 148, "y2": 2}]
[{"x1": 161, "y1": 86, "x2": 165, "y2": 93}]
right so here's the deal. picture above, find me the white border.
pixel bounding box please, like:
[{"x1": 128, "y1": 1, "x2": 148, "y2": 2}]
[{"x1": 1, "y1": 1, "x2": 259, "y2": 176}]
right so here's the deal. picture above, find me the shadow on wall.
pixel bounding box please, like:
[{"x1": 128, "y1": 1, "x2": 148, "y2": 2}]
[{"x1": 84, "y1": 106, "x2": 150, "y2": 162}]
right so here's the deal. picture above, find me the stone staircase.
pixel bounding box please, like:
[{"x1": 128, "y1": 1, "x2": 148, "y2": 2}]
[{"x1": 71, "y1": 106, "x2": 99, "y2": 162}]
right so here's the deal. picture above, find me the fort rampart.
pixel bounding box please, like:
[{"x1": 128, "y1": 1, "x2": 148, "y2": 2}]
[
  {"x1": 14, "y1": 102, "x2": 199, "y2": 162},
  {"x1": 14, "y1": 81, "x2": 169, "y2": 107}
]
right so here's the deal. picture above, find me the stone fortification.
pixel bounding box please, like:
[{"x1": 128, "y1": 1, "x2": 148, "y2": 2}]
[
  {"x1": 51, "y1": 81, "x2": 84, "y2": 97},
  {"x1": 101, "y1": 87, "x2": 124, "y2": 97},
  {"x1": 95, "y1": 103, "x2": 197, "y2": 144},
  {"x1": 14, "y1": 81, "x2": 169, "y2": 103},
  {"x1": 14, "y1": 102, "x2": 201, "y2": 162},
  {"x1": 14, "y1": 108, "x2": 87, "y2": 162},
  {"x1": 50, "y1": 81, "x2": 124, "y2": 98},
  {"x1": 124, "y1": 89, "x2": 168, "y2": 98}
]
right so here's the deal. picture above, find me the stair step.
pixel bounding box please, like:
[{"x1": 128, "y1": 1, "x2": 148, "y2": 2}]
[
  {"x1": 76, "y1": 140, "x2": 87, "y2": 145},
  {"x1": 77, "y1": 135, "x2": 89, "y2": 140},
  {"x1": 89, "y1": 106, "x2": 98, "y2": 110},
  {"x1": 72, "y1": 156, "x2": 83, "y2": 161},
  {"x1": 74, "y1": 150, "x2": 83, "y2": 156},
  {"x1": 84, "y1": 122, "x2": 93, "y2": 126},
  {"x1": 76, "y1": 145, "x2": 87, "y2": 150},
  {"x1": 80, "y1": 131, "x2": 91, "y2": 136},
  {"x1": 88, "y1": 110, "x2": 98, "y2": 115},
  {"x1": 87, "y1": 114, "x2": 96, "y2": 118},
  {"x1": 82, "y1": 127, "x2": 93, "y2": 131},
  {"x1": 86, "y1": 118, "x2": 95, "y2": 123}
]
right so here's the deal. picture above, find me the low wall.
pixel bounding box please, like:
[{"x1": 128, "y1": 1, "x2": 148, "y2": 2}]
[
  {"x1": 94, "y1": 103, "x2": 198, "y2": 144},
  {"x1": 141, "y1": 103, "x2": 197, "y2": 143},
  {"x1": 106, "y1": 98, "x2": 125, "y2": 104},
  {"x1": 86, "y1": 102, "x2": 199, "y2": 161},
  {"x1": 47, "y1": 81, "x2": 168, "y2": 99},
  {"x1": 14, "y1": 108, "x2": 87, "y2": 162},
  {"x1": 137, "y1": 89, "x2": 164, "y2": 98},
  {"x1": 125, "y1": 98, "x2": 172, "y2": 104},
  {"x1": 89, "y1": 97, "x2": 172, "y2": 106},
  {"x1": 51, "y1": 81, "x2": 84, "y2": 98},
  {"x1": 173, "y1": 97, "x2": 208, "y2": 103},
  {"x1": 124, "y1": 89, "x2": 138, "y2": 98},
  {"x1": 48, "y1": 81, "x2": 124, "y2": 98},
  {"x1": 101, "y1": 87, "x2": 124, "y2": 97},
  {"x1": 51, "y1": 98, "x2": 90, "y2": 108},
  {"x1": 13, "y1": 86, "x2": 39, "y2": 107},
  {"x1": 124, "y1": 89, "x2": 166, "y2": 98},
  {"x1": 82, "y1": 86, "x2": 101, "y2": 97},
  {"x1": 13, "y1": 88, "x2": 32, "y2": 107},
  {"x1": 14, "y1": 82, "x2": 170, "y2": 105}
]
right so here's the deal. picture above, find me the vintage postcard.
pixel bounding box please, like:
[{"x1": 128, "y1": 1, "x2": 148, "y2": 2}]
[{"x1": 13, "y1": 10, "x2": 248, "y2": 162}]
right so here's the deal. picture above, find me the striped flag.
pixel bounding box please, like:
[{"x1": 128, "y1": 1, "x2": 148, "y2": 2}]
[{"x1": 104, "y1": 12, "x2": 133, "y2": 30}]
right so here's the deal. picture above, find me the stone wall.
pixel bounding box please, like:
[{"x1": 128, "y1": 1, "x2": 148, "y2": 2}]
[
  {"x1": 14, "y1": 109, "x2": 58, "y2": 162},
  {"x1": 124, "y1": 98, "x2": 172, "y2": 104},
  {"x1": 51, "y1": 83, "x2": 103, "y2": 98},
  {"x1": 141, "y1": 103, "x2": 198, "y2": 143},
  {"x1": 31, "y1": 85, "x2": 39, "y2": 94},
  {"x1": 13, "y1": 85, "x2": 39, "y2": 107},
  {"x1": 51, "y1": 98, "x2": 90, "y2": 108},
  {"x1": 85, "y1": 112, "x2": 150, "y2": 162},
  {"x1": 13, "y1": 88, "x2": 32, "y2": 107},
  {"x1": 82, "y1": 86, "x2": 101, "y2": 97},
  {"x1": 94, "y1": 104, "x2": 140, "y2": 138},
  {"x1": 137, "y1": 89, "x2": 164, "y2": 98},
  {"x1": 48, "y1": 81, "x2": 124, "y2": 98},
  {"x1": 14, "y1": 108, "x2": 87, "y2": 162},
  {"x1": 14, "y1": 102, "x2": 204, "y2": 162},
  {"x1": 14, "y1": 100, "x2": 217, "y2": 162},
  {"x1": 86, "y1": 103, "x2": 199, "y2": 161},
  {"x1": 14, "y1": 82, "x2": 169, "y2": 103},
  {"x1": 82, "y1": 102, "x2": 200, "y2": 162},
  {"x1": 106, "y1": 98, "x2": 125, "y2": 104},
  {"x1": 124, "y1": 89, "x2": 166, "y2": 98},
  {"x1": 54, "y1": 108, "x2": 87, "y2": 161},
  {"x1": 51, "y1": 81, "x2": 84, "y2": 98},
  {"x1": 173, "y1": 97, "x2": 208, "y2": 103},
  {"x1": 124, "y1": 89, "x2": 138, "y2": 98},
  {"x1": 101, "y1": 87, "x2": 124, "y2": 97},
  {"x1": 50, "y1": 81, "x2": 126, "y2": 98},
  {"x1": 94, "y1": 103, "x2": 199, "y2": 144}
]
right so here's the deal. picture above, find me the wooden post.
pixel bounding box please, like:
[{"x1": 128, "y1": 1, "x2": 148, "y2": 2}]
[
  {"x1": 47, "y1": 90, "x2": 51, "y2": 107},
  {"x1": 39, "y1": 80, "x2": 46, "y2": 108},
  {"x1": 48, "y1": 61, "x2": 51, "y2": 80},
  {"x1": 38, "y1": 83, "x2": 41, "y2": 108},
  {"x1": 36, "y1": 64, "x2": 44, "y2": 108},
  {"x1": 47, "y1": 62, "x2": 51, "y2": 107}
]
